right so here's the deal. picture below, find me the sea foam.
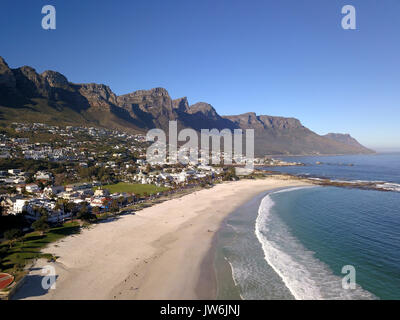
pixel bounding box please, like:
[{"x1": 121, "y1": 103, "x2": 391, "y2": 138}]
[{"x1": 254, "y1": 187, "x2": 376, "y2": 300}]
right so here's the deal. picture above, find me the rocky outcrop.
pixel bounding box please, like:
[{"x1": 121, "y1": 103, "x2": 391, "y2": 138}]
[
  {"x1": 115, "y1": 87, "x2": 181, "y2": 130},
  {"x1": 324, "y1": 133, "x2": 373, "y2": 152},
  {"x1": 224, "y1": 112, "x2": 303, "y2": 131},
  {"x1": 77, "y1": 83, "x2": 118, "y2": 109},
  {"x1": 188, "y1": 102, "x2": 220, "y2": 120},
  {"x1": 117, "y1": 87, "x2": 173, "y2": 112},
  {"x1": 41, "y1": 70, "x2": 69, "y2": 88},
  {"x1": 13, "y1": 66, "x2": 51, "y2": 98},
  {"x1": 172, "y1": 97, "x2": 189, "y2": 112},
  {"x1": 0, "y1": 57, "x2": 16, "y2": 91}
]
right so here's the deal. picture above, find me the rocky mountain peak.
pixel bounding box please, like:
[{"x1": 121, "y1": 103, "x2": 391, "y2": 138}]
[
  {"x1": 18, "y1": 65, "x2": 39, "y2": 77},
  {"x1": 258, "y1": 115, "x2": 303, "y2": 129},
  {"x1": 126, "y1": 87, "x2": 170, "y2": 98},
  {"x1": 325, "y1": 133, "x2": 351, "y2": 139},
  {"x1": 0, "y1": 56, "x2": 16, "y2": 89},
  {"x1": 77, "y1": 83, "x2": 118, "y2": 108},
  {"x1": 222, "y1": 113, "x2": 304, "y2": 131},
  {"x1": 117, "y1": 87, "x2": 174, "y2": 114},
  {"x1": 172, "y1": 97, "x2": 189, "y2": 112},
  {"x1": 0, "y1": 56, "x2": 10, "y2": 69},
  {"x1": 323, "y1": 133, "x2": 367, "y2": 148},
  {"x1": 188, "y1": 102, "x2": 219, "y2": 119},
  {"x1": 41, "y1": 70, "x2": 69, "y2": 88}
]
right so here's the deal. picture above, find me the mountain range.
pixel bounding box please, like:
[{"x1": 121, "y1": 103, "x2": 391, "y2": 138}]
[{"x1": 0, "y1": 56, "x2": 374, "y2": 156}]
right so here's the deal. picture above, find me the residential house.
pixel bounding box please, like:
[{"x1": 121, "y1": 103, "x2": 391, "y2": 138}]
[
  {"x1": 43, "y1": 185, "x2": 65, "y2": 195},
  {"x1": 12, "y1": 199, "x2": 29, "y2": 214},
  {"x1": 25, "y1": 184, "x2": 40, "y2": 193},
  {"x1": 34, "y1": 171, "x2": 53, "y2": 181},
  {"x1": 8, "y1": 169, "x2": 22, "y2": 175},
  {"x1": 94, "y1": 188, "x2": 110, "y2": 197}
]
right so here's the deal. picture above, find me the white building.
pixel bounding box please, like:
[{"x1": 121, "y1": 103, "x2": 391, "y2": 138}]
[
  {"x1": 13, "y1": 176, "x2": 26, "y2": 184},
  {"x1": 8, "y1": 169, "x2": 22, "y2": 175},
  {"x1": 25, "y1": 184, "x2": 40, "y2": 193},
  {"x1": 94, "y1": 188, "x2": 110, "y2": 197},
  {"x1": 13, "y1": 199, "x2": 29, "y2": 214},
  {"x1": 34, "y1": 171, "x2": 52, "y2": 181},
  {"x1": 16, "y1": 199, "x2": 72, "y2": 223}
]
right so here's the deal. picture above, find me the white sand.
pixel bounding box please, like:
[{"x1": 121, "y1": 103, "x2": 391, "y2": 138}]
[{"x1": 14, "y1": 177, "x2": 308, "y2": 300}]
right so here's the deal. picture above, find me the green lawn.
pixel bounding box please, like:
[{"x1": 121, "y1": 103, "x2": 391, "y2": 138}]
[
  {"x1": 0, "y1": 222, "x2": 80, "y2": 279},
  {"x1": 97, "y1": 182, "x2": 168, "y2": 196}
]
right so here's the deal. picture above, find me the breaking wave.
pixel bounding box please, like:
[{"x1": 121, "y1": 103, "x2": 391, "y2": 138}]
[{"x1": 254, "y1": 187, "x2": 376, "y2": 300}]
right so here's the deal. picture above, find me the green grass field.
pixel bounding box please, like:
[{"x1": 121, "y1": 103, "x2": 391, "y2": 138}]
[
  {"x1": 0, "y1": 222, "x2": 80, "y2": 279},
  {"x1": 97, "y1": 182, "x2": 168, "y2": 196}
]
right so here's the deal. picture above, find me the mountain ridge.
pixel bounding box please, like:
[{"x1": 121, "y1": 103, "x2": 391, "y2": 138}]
[{"x1": 0, "y1": 57, "x2": 374, "y2": 156}]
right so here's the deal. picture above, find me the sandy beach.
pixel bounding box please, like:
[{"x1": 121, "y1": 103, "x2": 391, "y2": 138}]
[{"x1": 13, "y1": 177, "x2": 309, "y2": 300}]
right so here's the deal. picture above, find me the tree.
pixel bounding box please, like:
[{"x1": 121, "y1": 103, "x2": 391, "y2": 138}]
[
  {"x1": 144, "y1": 164, "x2": 152, "y2": 173},
  {"x1": 4, "y1": 228, "x2": 23, "y2": 248},
  {"x1": 54, "y1": 201, "x2": 63, "y2": 211},
  {"x1": 110, "y1": 199, "x2": 119, "y2": 213},
  {"x1": 127, "y1": 166, "x2": 137, "y2": 174},
  {"x1": 118, "y1": 196, "x2": 125, "y2": 206},
  {"x1": 38, "y1": 207, "x2": 49, "y2": 220},
  {"x1": 25, "y1": 175, "x2": 34, "y2": 184},
  {"x1": 222, "y1": 167, "x2": 238, "y2": 181},
  {"x1": 65, "y1": 201, "x2": 77, "y2": 215},
  {"x1": 32, "y1": 218, "x2": 49, "y2": 235},
  {"x1": 92, "y1": 206, "x2": 100, "y2": 215},
  {"x1": 77, "y1": 203, "x2": 96, "y2": 222}
]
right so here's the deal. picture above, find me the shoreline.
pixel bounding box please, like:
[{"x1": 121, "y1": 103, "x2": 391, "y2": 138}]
[
  {"x1": 13, "y1": 177, "x2": 309, "y2": 300},
  {"x1": 210, "y1": 185, "x2": 305, "y2": 300},
  {"x1": 262, "y1": 171, "x2": 400, "y2": 193},
  {"x1": 210, "y1": 189, "x2": 271, "y2": 300}
]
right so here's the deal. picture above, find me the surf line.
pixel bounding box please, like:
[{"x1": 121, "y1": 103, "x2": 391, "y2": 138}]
[{"x1": 254, "y1": 187, "x2": 323, "y2": 300}]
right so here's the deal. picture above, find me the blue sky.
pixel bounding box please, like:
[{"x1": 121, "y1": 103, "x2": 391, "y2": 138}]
[{"x1": 1, "y1": 0, "x2": 399, "y2": 150}]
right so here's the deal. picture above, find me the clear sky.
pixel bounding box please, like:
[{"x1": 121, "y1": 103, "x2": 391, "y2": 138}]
[{"x1": 1, "y1": 0, "x2": 399, "y2": 150}]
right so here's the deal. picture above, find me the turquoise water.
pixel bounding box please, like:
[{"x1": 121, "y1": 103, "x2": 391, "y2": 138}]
[
  {"x1": 216, "y1": 154, "x2": 400, "y2": 300},
  {"x1": 270, "y1": 187, "x2": 400, "y2": 299}
]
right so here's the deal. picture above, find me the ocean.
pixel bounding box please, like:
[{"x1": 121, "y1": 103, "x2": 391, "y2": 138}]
[
  {"x1": 263, "y1": 153, "x2": 400, "y2": 185},
  {"x1": 215, "y1": 153, "x2": 400, "y2": 300}
]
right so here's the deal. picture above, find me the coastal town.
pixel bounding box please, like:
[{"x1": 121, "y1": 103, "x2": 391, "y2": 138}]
[
  {"x1": 0, "y1": 122, "x2": 301, "y2": 236},
  {"x1": 0, "y1": 121, "x2": 305, "y2": 297}
]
